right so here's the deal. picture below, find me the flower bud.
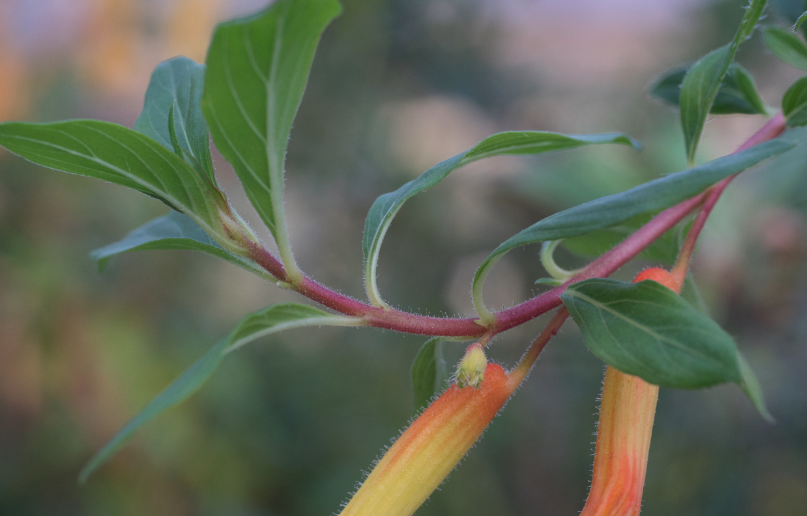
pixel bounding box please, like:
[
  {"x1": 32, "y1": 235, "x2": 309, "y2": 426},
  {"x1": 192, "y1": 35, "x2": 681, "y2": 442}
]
[
  {"x1": 339, "y1": 363, "x2": 514, "y2": 516},
  {"x1": 455, "y1": 342, "x2": 487, "y2": 388}
]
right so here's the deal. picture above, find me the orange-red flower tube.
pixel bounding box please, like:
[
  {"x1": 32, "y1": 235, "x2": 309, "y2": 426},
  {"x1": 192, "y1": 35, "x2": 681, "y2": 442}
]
[
  {"x1": 339, "y1": 363, "x2": 515, "y2": 516},
  {"x1": 580, "y1": 267, "x2": 682, "y2": 516}
]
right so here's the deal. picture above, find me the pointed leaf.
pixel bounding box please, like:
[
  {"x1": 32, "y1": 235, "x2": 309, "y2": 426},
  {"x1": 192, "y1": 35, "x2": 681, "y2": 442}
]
[
  {"x1": 78, "y1": 303, "x2": 363, "y2": 483},
  {"x1": 411, "y1": 338, "x2": 449, "y2": 414},
  {"x1": 680, "y1": 44, "x2": 733, "y2": 163},
  {"x1": 90, "y1": 211, "x2": 270, "y2": 279},
  {"x1": 472, "y1": 138, "x2": 793, "y2": 318},
  {"x1": 0, "y1": 120, "x2": 228, "y2": 243},
  {"x1": 363, "y1": 131, "x2": 640, "y2": 307},
  {"x1": 134, "y1": 57, "x2": 216, "y2": 183},
  {"x1": 763, "y1": 26, "x2": 807, "y2": 71},
  {"x1": 795, "y1": 11, "x2": 807, "y2": 32},
  {"x1": 782, "y1": 76, "x2": 807, "y2": 126},
  {"x1": 650, "y1": 63, "x2": 771, "y2": 115},
  {"x1": 680, "y1": 0, "x2": 766, "y2": 164},
  {"x1": 560, "y1": 278, "x2": 769, "y2": 418},
  {"x1": 202, "y1": 0, "x2": 341, "y2": 245}
]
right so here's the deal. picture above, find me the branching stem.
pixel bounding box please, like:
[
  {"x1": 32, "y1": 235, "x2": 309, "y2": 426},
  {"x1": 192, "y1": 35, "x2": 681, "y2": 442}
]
[{"x1": 246, "y1": 113, "x2": 787, "y2": 338}]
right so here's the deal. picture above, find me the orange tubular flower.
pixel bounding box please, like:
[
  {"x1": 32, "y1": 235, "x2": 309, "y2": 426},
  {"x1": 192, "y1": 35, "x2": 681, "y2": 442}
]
[
  {"x1": 339, "y1": 363, "x2": 516, "y2": 516},
  {"x1": 580, "y1": 267, "x2": 682, "y2": 516}
]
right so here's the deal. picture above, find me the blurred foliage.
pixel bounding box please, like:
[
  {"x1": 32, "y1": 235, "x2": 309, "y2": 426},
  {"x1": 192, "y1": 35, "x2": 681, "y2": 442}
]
[{"x1": 1, "y1": 0, "x2": 807, "y2": 515}]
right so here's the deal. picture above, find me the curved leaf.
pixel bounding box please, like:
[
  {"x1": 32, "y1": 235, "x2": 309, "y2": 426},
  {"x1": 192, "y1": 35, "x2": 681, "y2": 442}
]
[
  {"x1": 795, "y1": 11, "x2": 807, "y2": 32},
  {"x1": 650, "y1": 63, "x2": 771, "y2": 115},
  {"x1": 763, "y1": 26, "x2": 807, "y2": 71},
  {"x1": 411, "y1": 338, "x2": 449, "y2": 414},
  {"x1": 680, "y1": 0, "x2": 766, "y2": 164},
  {"x1": 91, "y1": 211, "x2": 270, "y2": 279},
  {"x1": 134, "y1": 57, "x2": 216, "y2": 184},
  {"x1": 471, "y1": 138, "x2": 794, "y2": 320},
  {"x1": 561, "y1": 278, "x2": 770, "y2": 419},
  {"x1": 202, "y1": 0, "x2": 341, "y2": 270},
  {"x1": 78, "y1": 303, "x2": 364, "y2": 483},
  {"x1": 0, "y1": 120, "x2": 228, "y2": 243},
  {"x1": 363, "y1": 131, "x2": 641, "y2": 307},
  {"x1": 783, "y1": 76, "x2": 807, "y2": 126}
]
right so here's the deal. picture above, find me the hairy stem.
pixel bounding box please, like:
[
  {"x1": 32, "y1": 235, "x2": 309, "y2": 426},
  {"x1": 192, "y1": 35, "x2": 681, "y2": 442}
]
[{"x1": 246, "y1": 114, "x2": 787, "y2": 337}]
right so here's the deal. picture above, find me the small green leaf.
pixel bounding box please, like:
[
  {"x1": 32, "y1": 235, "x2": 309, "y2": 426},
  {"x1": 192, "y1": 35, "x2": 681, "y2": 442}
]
[
  {"x1": 78, "y1": 303, "x2": 363, "y2": 483},
  {"x1": 680, "y1": 0, "x2": 767, "y2": 164},
  {"x1": 561, "y1": 279, "x2": 769, "y2": 419},
  {"x1": 134, "y1": 57, "x2": 216, "y2": 183},
  {"x1": 202, "y1": 0, "x2": 341, "y2": 275},
  {"x1": 763, "y1": 26, "x2": 807, "y2": 71},
  {"x1": 91, "y1": 211, "x2": 270, "y2": 279},
  {"x1": 0, "y1": 120, "x2": 230, "y2": 246},
  {"x1": 363, "y1": 131, "x2": 640, "y2": 309},
  {"x1": 794, "y1": 11, "x2": 807, "y2": 32},
  {"x1": 411, "y1": 338, "x2": 449, "y2": 414},
  {"x1": 736, "y1": 352, "x2": 773, "y2": 422},
  {"x1": 472, "y1": 138, "x2": 793, "y2": 319},
  {"x1": 782, "y1": 76, "x2": 807, "y2": 126},
  {"x1": 562, "y1": 212, "x2": 681, "y2": 264},
  {"x1": 166, "y1": 104, "x2": 184, "y2": 157},
  {"x1": 680, "y1": 44, "x2": 733, "y2": 164},
  {"x1": 650, "y1": 63, "x2": 771, "y2": 115}
]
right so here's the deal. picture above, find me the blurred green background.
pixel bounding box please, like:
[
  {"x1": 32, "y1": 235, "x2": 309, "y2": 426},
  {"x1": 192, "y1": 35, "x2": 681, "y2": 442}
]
[{"x1": 2, "y1": 0, "x2": 807, "y2": 514}]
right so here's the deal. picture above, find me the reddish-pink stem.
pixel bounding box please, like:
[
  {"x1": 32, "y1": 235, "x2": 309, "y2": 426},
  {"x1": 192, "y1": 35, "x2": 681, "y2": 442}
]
[
  {"x1": 247, "y1": 113, "x2": 788, "y2": 337},
  {"x1": 671, "y1": 112, "x2": 787, "y2": 284}
]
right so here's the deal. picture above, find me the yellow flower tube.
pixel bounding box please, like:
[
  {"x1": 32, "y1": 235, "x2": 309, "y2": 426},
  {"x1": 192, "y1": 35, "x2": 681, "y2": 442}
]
[{"x1": 339, "y1": 363, "x2": 515, "y2": 516}]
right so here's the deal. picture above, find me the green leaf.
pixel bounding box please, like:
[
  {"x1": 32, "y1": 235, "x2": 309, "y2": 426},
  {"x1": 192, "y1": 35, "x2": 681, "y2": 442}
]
[
  {"x1": 763, "y1": 26, "x2": 807, "y2": 71},
  {"x1": 0, "y1": 120, "x2": 231, "y2": 245},
  {"x1": 78, "y1": 303, "x2": 363, "y2": 483},
  {"x1": 560, "y1": 278, "x2": 770, "y2": 418},
  {"x1": 680, "y1": 45, "x2": 732, "y2": 164},
  {"x1": 411, "y1": 338, "x2": 450, "y2": 414},
  {"x1": 680, "y1": 0, "x2": 767, "y2": 164},
  {"x1": 650, "y1": 63, "x2": 771, "y2": 115},
  {"x1": 91, "y1": 210, "x2": 270, "y2": 279},
  {"x1": 472, "y1": 138, "x2": 793, "y2": 320},
  {"x1": 133, "y1": 56, "x2": 217, "y2": 184},
  {"x1": 202, "y1": 0, "x2": 341, "y2": 273},
  {"x1": 795, "y1": 11, "x2": 807, "y2": 32},
  {"x1": 363, "y1": 131, "x2": 641, "y2": 308},
  {"x1": 782, "y1": 76, "x2": 807, "y2": 126}
]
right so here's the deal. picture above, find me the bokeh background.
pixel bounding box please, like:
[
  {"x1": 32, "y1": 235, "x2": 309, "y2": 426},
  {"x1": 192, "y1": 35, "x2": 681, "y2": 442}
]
[{"x1": 2, "y1": 0, "x2": 807, "y2": 514}]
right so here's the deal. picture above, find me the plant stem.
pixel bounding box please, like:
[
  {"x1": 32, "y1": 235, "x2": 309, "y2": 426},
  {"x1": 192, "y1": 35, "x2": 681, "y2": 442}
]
[
  {"x1": 508, "y1": 307, "x2": 569, "y2": 387},
  {"x1": 672, "y1": 112, "x2": 787, "y2": 285},
  {"x1": 246, "y1": 114, "x2": 787, "y2": 338}
]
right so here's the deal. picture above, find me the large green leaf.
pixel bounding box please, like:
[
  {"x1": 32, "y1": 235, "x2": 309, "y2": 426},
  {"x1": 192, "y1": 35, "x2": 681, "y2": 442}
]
[
  {"x1": 202, "y1": 0, "x2": 341, "y2": 270},
  {"x1": 411, "y1": 338, "x2": 450, "y2": 414},
  {"x1": 134, "y1": 57, "x2": 216, "y2": 184},
  {"x1": 0, "y1": 120, "x2": 232, "y2": 245},
  {"x1": 650, "y1": 63, "x2": 771, "y2": 115},
  {"x1": 763, "y1": 26, "x2": 807, "y2": 71},
  {"x1": 362, "y1": 131, "x2": 640, "y2": 307},
  {"x1": 680, "y1": 0, "x2": 767, "y2": 164},
  {"x1": 471, "y1": 138, "x2": 794, "y2": 320},
  {"x1": 561, "y1": 278, "x2": 770, "y2": 419},
  {"x1": 91, "y1": 210, "x2": 270, "y2": 279},
  {"x1": 783, "y1": 76, "x2": 807, "y2": 126},
  {"x1": 78, "y1": 303, "x2": 363, "y2": 483}
]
